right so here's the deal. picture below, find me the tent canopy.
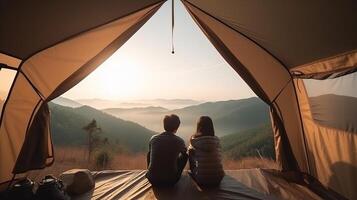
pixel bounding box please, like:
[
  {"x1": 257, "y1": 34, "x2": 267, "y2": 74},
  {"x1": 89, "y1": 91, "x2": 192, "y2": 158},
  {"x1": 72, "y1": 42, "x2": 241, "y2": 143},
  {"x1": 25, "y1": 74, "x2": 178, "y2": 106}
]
[{"x1": 0, "y1": 0, "x2": 356, "y2": 199}]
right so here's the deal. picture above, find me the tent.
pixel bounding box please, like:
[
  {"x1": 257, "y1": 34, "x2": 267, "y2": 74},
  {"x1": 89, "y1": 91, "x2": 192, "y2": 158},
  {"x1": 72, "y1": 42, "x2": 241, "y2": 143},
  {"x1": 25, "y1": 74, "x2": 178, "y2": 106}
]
[{"x1": 0, "y1": 0, "x2": 356, "y2": 199}]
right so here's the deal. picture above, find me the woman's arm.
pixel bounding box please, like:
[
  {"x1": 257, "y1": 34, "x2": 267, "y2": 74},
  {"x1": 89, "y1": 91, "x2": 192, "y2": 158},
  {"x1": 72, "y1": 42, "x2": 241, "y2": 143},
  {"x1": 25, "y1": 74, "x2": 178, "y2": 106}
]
[{"x1": 188, "y1": 148, "x2": 197, "y2": 173}]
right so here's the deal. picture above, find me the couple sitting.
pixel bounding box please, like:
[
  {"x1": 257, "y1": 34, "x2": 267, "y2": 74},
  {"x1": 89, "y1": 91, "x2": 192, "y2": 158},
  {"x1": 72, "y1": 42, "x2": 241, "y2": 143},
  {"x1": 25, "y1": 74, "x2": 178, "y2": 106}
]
[{"x1": 146, "y1": 114, "x2": 224, "y2": 187}]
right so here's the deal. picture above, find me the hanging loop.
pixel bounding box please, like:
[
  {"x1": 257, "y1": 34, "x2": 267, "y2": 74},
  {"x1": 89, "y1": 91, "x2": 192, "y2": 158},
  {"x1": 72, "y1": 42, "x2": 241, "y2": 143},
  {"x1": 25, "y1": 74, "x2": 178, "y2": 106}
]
[{"x1": 171, "y1": 0, "x2": 175, "y2": 54}]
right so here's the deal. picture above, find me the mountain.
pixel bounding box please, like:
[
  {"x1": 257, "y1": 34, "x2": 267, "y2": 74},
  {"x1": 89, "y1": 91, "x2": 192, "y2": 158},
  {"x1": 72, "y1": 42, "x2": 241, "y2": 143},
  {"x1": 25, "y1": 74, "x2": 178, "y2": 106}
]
[
  {"x1": 309, "y1": 94, "x2": 357, "y2": 132},
  {"x1": 221, "y1": 124, "x2": 275, "y2": 160},
  {"x1": 51, "y1": 97, "x2": 82, "y2": 108},
  {"x1": 143, "y1": 99, "x2": 203, "y2": 109},
  {"x1": 76, "y1": 98, "x2": 203, "y2": 109},
  {"x1": 104, "y1": 106, "x2": 168, "y2": 114},
  {"x1": 103, "y1": 97, "x2": 270, "y2": 139},
  {"x1": 171, "y1": 97, "x2": 269, "y2": 137},
  {"x1": 49, "y1": 103, "x2": 156, "y2": 152}
]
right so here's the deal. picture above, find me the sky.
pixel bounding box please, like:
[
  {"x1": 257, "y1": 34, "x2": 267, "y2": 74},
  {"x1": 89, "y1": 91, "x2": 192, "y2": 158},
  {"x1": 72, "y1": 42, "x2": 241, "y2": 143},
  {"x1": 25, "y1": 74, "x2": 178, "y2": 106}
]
[
  {"x1": 304, "y1": 72, "x2": 357, "y2": 98},
  {"x1": 60, "y1": 1, "x2": 255, "y2": 101}
]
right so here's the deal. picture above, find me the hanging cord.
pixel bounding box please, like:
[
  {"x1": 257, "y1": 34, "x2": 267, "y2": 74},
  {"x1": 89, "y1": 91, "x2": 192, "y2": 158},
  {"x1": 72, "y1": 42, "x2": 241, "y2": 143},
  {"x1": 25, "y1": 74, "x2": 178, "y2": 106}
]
[{"x1": 171, "y1": 0, "x2": 175, "y2": 54}]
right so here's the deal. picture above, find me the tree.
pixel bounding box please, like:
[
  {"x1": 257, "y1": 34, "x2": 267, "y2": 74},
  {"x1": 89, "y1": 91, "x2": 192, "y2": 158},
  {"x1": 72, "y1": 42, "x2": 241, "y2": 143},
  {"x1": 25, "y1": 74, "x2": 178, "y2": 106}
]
[{"x1": 82, "y1": 119, "x2": 102, "y2": 163}]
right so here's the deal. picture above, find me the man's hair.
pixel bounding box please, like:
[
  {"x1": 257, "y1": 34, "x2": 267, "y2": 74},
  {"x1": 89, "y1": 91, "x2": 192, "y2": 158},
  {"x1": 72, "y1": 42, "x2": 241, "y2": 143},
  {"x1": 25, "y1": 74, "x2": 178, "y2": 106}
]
[{"x1": 163, "y1": 114, "x2": 180, "y2": 132}]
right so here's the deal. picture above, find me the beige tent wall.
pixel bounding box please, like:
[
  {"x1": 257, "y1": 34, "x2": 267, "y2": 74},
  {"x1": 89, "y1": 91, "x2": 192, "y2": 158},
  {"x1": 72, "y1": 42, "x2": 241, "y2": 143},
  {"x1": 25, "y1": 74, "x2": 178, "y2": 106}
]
[
  {"x1": 182, "y1": 0, "x2": 309, "y2": 172},
  {"x1": 0, "y1": 2, "x2": 163, "y2": 188},
  {"x1": 270, "y1": 81, "x2": 308, "y2": 172},
  {"x1": 295, "y1": 79, "x2": 357, "y2": 200},
  {"x1": 0, "y1": 74, "x2": 41, "y2": 185}
]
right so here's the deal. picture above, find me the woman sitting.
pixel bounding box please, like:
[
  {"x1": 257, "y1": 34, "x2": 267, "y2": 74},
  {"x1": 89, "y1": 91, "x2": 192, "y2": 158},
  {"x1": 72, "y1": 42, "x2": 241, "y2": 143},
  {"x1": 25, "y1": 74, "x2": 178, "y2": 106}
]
[{"x1": 188, "y1": 116, "x2": 224, "y2": 187}]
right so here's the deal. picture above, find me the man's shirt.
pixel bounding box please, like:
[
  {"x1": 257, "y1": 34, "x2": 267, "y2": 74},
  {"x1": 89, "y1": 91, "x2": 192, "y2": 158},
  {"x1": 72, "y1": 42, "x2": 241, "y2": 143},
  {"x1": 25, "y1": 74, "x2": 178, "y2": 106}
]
[{"x1": 146, "y1": 132, "x2": 187, "y2": 182}]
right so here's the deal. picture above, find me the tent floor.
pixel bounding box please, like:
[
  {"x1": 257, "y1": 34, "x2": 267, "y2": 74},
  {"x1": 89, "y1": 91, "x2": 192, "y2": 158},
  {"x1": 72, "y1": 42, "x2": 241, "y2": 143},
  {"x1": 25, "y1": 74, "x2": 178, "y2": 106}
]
[{"x1": 71, "y1": 169, "x2": 321, "y2": 200}]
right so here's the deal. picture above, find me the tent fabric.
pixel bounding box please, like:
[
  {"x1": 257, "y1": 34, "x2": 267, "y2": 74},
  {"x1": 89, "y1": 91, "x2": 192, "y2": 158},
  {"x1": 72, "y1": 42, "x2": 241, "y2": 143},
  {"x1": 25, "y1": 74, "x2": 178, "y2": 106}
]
[
  {"x1": 68, "y1": 169, "x2": 321, "y2": 200},
  {"x1": 0, "y1": 1, "x2": 356, "y2": 199},
  {"x1": 295, "y1": 78, "x2": 357, "y2": 200},
  {"x1": 0, "y1": 73, "x2": 42, "y2": 185},
  {"x1": 291, "y1": 50, "x2": 357, "y2": 79},
  {"x1": 182, "y1": 0, "x2": 357, "y2": 69},
  {"x1": 0, "y1": 0, "x2": 164, "y2": 60},
  {"x1": 0, "y1": 1, "x2": 164, "y2": 187}
]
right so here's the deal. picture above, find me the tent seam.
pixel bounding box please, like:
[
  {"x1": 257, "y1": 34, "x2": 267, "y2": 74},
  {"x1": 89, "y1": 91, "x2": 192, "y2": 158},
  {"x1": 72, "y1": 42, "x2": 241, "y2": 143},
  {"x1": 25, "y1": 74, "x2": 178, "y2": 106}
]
[
  {"x1": 292, "y1": 80, "x2": 312, "y2": 175},
  {"x1": 19, "y1": 70, "x2": 45, "y2": 100}
]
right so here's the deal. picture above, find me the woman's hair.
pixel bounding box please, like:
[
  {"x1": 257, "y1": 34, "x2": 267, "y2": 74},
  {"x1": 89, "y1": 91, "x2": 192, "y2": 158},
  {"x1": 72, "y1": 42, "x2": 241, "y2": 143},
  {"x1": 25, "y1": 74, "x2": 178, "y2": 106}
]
[{"x1": 193, "y1": 116, "x2": 215, "y2": 138}]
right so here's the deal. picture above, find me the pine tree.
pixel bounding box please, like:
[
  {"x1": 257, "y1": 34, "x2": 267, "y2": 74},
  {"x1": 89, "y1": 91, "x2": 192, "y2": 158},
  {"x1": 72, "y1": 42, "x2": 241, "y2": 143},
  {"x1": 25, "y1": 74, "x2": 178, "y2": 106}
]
[{"x1": 82, "y1": 119, "x2": 102, "y2": 163}]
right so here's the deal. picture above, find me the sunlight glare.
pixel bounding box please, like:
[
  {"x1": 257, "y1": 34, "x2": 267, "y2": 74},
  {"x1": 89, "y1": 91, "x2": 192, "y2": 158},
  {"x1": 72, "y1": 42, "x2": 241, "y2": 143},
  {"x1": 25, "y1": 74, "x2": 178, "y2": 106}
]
[{"x1": 91, "y1": 52, "x2": 145, "y2": 100}]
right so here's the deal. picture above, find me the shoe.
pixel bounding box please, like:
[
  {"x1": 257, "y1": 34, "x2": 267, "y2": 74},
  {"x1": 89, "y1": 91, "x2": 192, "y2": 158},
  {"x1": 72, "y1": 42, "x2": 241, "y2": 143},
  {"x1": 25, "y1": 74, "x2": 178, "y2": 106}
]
[
  {"x1": 35, "y1": 175, "x2": 70, "y2": 200},
  {"x1": 7, "y1": 178, "x2": 35, "y2": 200}
]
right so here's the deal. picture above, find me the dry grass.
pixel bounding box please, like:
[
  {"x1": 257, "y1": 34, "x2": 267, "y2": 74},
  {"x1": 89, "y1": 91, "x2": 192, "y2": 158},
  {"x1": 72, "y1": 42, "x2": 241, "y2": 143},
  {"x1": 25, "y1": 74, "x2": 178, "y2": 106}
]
[
  {"x1": 28, "y1": 146, "x2": 278, "y2": 181},
  {"x1": 222, "y1": 156, "x2": 278, "y2": 170}
]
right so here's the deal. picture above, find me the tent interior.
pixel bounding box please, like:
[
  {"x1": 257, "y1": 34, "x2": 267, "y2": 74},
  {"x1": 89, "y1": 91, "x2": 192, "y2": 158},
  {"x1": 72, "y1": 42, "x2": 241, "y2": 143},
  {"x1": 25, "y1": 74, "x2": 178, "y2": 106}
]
[{"x1": 0, "y1": 0, "x2": 356, "y2": 199}]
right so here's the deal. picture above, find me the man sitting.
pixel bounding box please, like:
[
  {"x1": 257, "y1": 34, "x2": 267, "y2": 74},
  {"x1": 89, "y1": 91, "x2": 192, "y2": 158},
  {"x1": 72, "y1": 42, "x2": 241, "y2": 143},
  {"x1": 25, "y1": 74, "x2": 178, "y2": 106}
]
[{"x1": 146, "y1": 114, "x2": 188, "y2": 186}]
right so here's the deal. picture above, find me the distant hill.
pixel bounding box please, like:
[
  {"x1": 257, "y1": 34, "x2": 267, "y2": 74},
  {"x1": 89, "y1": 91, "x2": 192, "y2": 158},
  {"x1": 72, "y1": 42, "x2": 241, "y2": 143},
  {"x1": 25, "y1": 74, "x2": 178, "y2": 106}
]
[
  {"x1": 104, "y1": 106, "x2": 168, "y2": 114},
  {"x1": 51, "y1": 97, "x2": 82, "y2": 108},
  {"x1": 221, "y1": 124, "x2": 275, "y2": 160},
  {"x1": 172, "y1": 97, "x2": 270, "y2": 137},
  {"x1": 76, "y1": 98, "x2": 203, "y2": 109},
  {"x1": 103, "y1": 97, "x2": 270, "y2": 139},
  {"x1": 309, "y1": 94, "x2": 357, "y2": 132},
  {"x1": 49, "y1": 103, "x2": 156, "y2": 152}
]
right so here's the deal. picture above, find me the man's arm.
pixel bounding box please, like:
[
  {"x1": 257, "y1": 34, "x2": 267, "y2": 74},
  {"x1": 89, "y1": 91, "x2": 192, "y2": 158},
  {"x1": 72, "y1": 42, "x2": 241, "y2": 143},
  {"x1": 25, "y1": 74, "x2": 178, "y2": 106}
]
[{"x1": 179, "y1": 139, "x2": 188, "y2": 155}]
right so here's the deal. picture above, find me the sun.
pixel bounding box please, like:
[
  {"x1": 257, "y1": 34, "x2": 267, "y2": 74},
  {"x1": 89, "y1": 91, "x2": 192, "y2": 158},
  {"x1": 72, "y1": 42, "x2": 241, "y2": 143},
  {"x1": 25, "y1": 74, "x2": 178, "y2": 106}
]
[{"x1": 93, "y1": 55, "x2": 145, "y2": 100}]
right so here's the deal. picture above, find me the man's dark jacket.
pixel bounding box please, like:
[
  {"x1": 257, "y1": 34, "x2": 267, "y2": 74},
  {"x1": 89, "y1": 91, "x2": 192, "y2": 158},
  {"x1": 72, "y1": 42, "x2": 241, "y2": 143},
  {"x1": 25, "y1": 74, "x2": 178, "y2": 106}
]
[{"x1": 146, "y1": 132, "x2": 187, "y2": 184}]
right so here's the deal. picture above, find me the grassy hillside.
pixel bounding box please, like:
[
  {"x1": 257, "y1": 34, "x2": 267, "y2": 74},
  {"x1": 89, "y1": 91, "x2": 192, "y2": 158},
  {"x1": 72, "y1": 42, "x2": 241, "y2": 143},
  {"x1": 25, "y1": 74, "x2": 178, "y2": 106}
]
[
  {"x1": 103, "y1": 97, "x2": 270, "y2": 139},
  {"x1": 49, "y1": 103, "x2": 156, "y2": 152},
  {"x1": 221, "y1": 124, "x2": 275, "y2": 160}
]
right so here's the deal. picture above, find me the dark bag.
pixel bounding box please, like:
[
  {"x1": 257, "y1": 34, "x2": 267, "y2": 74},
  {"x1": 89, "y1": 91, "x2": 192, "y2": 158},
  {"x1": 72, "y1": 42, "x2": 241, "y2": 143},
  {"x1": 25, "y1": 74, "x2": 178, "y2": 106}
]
[
  {"x1": 7, "y1": 178, "x2": 35, "y2": 200},
  {"x1": 35, "y1": 175, "x2": 70, "y2": 200}
]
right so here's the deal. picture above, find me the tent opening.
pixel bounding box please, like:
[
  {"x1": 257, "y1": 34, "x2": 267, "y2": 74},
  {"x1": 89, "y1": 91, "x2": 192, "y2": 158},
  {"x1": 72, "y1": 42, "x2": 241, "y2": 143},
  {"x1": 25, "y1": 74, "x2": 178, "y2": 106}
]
[
  {"x1": 22, "y1": 0, "x2": 277, "y2": 181},
  {"x1": 1, "y1": 0, "x2": 356, "y2": 199}
]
